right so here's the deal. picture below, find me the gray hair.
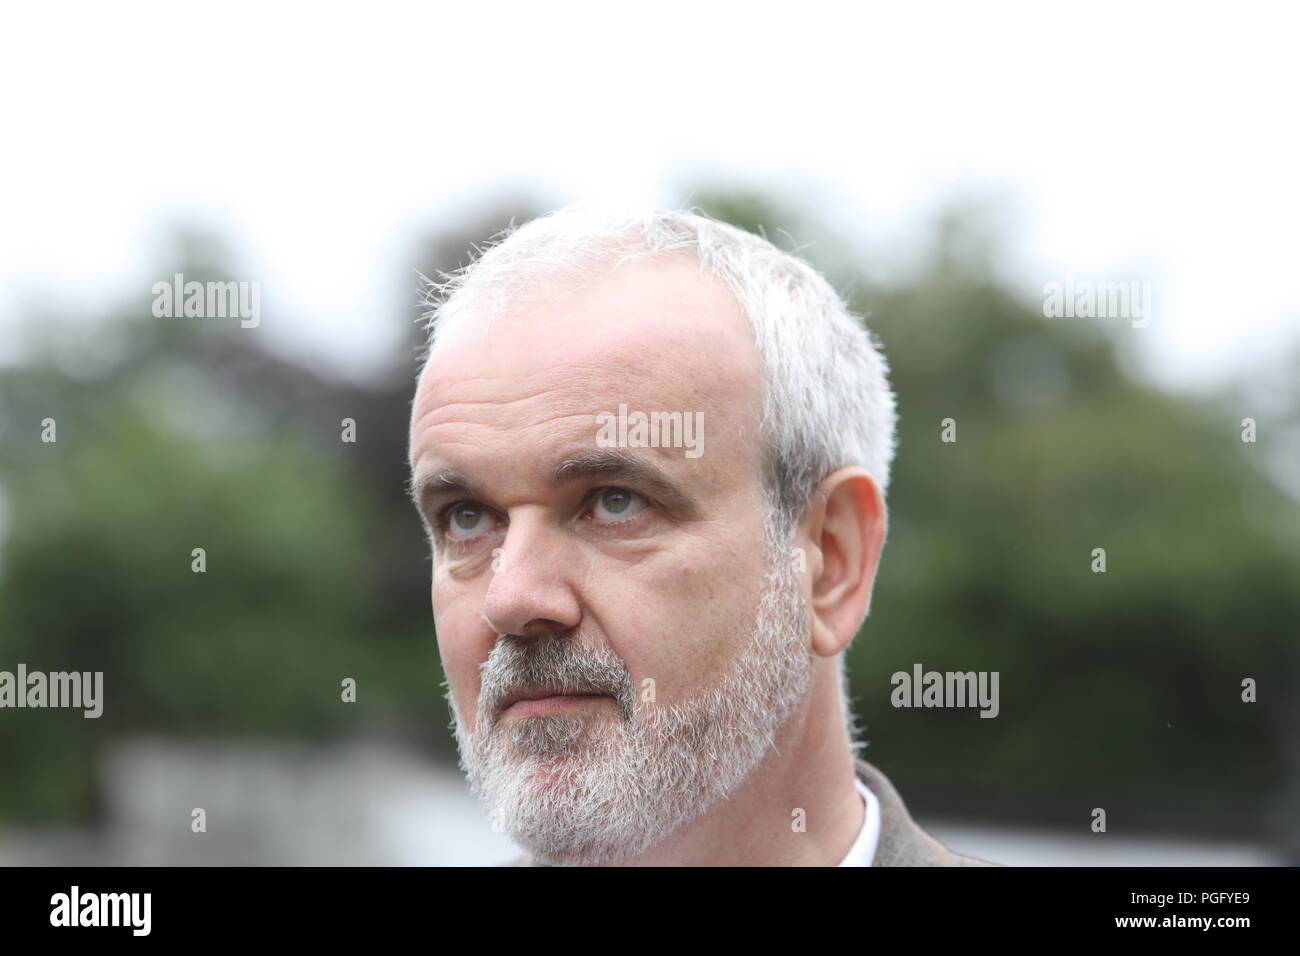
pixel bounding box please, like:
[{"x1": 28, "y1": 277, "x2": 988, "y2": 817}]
[{"x1": 419, "y1": 201, "x2": 898, "y2": 546}]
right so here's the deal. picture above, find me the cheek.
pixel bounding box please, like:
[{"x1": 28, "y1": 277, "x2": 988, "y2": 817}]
[
  {"x1": 597, "y1": 548, "x2": 767, "y2": 701},
  {"x1": 433, "y1": 592, "x2": 492, "y2": 722}
]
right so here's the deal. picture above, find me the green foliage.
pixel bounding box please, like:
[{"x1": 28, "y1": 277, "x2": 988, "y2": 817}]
[{"x1": 0, "y1": 253, "x2": 448, "y2": 824}]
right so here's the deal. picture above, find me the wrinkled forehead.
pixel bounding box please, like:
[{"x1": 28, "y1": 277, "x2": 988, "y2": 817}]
[{"x1": 409, "y1": 255, "x2": 766, "y2": 470}]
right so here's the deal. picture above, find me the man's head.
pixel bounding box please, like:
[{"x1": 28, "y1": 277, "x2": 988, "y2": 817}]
[{"x1": 407, "y1": 204, "x2": 896, "y2": 864}]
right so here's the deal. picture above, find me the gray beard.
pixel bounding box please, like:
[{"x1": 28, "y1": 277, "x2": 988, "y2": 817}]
[{"x1": 448, "y1": 525, "x2": 813, "y2": 866}]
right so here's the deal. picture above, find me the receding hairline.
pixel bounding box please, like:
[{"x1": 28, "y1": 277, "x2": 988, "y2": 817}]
[
  {"x1": 408, "y1": 251, "x2": 769, "y2": 491},
  {"x1": 421, "y1": 244, "x2": 719, "y2": 365}
]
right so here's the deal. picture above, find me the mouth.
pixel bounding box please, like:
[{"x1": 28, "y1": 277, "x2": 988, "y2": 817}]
[{"x1": 499, "y1": 687, "x2": 610, "y2": 716}]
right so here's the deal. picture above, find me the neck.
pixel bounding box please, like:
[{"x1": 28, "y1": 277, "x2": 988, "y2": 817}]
[{"x1": 605, "y1": 657, "x2": 863, "y2": 866}]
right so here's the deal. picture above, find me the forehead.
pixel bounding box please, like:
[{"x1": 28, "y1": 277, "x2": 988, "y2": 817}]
[{"x1": 409, "y1": 254, "x2": 764, "y2": 478}]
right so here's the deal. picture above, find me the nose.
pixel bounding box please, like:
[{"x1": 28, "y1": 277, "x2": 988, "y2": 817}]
[{"x1": 481, "y1": 512, "x2": 582, "y2": 638}]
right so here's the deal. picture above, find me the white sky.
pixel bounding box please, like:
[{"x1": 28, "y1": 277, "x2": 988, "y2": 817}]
[{"x1": 2, "y1": 1, "x2": 1297, "y2": 391}]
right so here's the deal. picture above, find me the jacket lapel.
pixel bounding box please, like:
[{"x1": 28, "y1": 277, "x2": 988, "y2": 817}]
[{"x1": 855, "y1": 758, "x2": 995, "y2": 866}]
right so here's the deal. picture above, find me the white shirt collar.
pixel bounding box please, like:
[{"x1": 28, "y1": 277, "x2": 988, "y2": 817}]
[{"x1": 836, "y1": 774, "x2": 881, "y2": 867}]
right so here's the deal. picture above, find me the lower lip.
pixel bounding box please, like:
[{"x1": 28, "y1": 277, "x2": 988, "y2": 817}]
[{"x1": 504, "y1": 694, "x2": 608, "y2": 716}]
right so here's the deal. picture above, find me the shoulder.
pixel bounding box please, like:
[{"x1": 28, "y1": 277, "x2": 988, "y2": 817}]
[{"x1": 854, "y1": 758, "x2": 999, "y2": 867}]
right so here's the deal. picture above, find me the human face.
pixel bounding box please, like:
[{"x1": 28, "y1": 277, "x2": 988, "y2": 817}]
[{"x1": 408, "y1": 254, "x2": 811, "y2": 861}]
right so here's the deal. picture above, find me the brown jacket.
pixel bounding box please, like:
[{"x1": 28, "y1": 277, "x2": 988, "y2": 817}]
[{"x1": 502, "y1": 756, "x2": 998, "y2": 866}]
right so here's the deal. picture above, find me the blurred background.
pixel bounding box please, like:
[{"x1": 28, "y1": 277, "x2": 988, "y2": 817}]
[{"x1": 1, "y1": 2, "x2": 1297, "y2": 866}]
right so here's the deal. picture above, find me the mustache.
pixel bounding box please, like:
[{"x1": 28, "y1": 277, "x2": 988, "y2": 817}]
[{"x1": 479, "y1": 632, "x2": 637, "y2": 724}]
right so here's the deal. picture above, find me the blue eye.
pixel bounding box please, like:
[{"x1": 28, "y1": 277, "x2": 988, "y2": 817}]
[
  {"x1": 434, "y1": 487, "x2": 649, "y2": 544},
  {"x1": 591, "y1": 487, "x2": 645, "y2": 522},
  {"x1": 444, "y1": 502, "x2": 493, "y2": 540}
]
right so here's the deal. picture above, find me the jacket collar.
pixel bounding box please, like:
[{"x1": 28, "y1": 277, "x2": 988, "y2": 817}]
[{"x1": 852, "y1": 758, "x2": 991, "y2": 866}]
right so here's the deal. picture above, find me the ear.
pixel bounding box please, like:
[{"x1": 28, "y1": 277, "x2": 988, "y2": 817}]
[{"x1": 798, "y1": 467, "x2": 888, "y2": 659}]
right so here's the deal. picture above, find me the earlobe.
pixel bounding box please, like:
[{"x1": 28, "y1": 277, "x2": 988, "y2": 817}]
[{"x1": 809, "y1": 613, "x2": 843, "y2": 659}]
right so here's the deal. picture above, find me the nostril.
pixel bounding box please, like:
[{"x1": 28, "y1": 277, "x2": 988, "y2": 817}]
[{"x1": 512, "y1": 619, "x2": 575, "y2": 639}]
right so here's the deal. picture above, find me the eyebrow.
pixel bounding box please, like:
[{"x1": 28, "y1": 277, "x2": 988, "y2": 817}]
[
  {"x1": 408, "y1": 468, "x2": 486, "y2": 523},
  {"x1": 409, "y1": 448, "x2": 700, "y2": 522}
]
